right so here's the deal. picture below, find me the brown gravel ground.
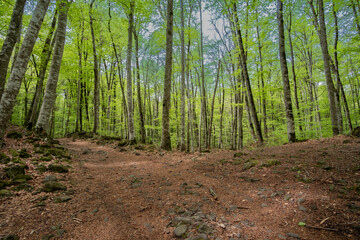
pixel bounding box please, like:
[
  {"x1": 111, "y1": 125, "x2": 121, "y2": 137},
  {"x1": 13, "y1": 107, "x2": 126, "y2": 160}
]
[{"x1": 0, "y1": 130, "x2": 359, "y2": 240}]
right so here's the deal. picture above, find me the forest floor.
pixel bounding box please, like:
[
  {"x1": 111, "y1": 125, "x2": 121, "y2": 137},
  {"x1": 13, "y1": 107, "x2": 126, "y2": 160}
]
[{"x1": 0, "y1": 127, "x2": 360, "y2": 240}]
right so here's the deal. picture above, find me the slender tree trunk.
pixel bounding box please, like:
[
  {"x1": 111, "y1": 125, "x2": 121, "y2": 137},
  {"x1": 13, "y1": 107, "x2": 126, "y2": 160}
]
[
  {"x1": 288, "y1": 11, "x2": 302, "y2": 133},
  {"x1": 208, "y1": 60, "x2": 220, "y2": 148},
  {"x1": 218, "y1": 82, "x2": 225, "y2": 148},
  {"x1": 277, "y1": 0, "x2": 296, "y2": 143},
  {"x1": 134, "y1": 31, "x2": 146, "y2": 143},
  {"x1": 26, "y1": 10, "x2": 58, "y2": 129},
  {"x1": 179, "y1": 0, "x2": 186, "y2": 151},
  {"x1": 160, "y1": 0, "x2": 174, "y2": 150},
  {"x1": 232, "y1": 2, "x2": 263, "y2": 144},
  {"x1": 333, "y1": 3, "x2": 352, "y2": 132},
  {"x1": 352, "y1": 0, "x2": 360, "y2": 36},
  {"x1": 35, "y1": 0, "x2": 70, "y2": 134},
  {"x1": 89, "y1": 0, "x2": 99, "y2": 134},
  {"x1": 0, "y1": 0, "x2": 27, "y2": 99},
  {"x1": 76, "y1": 20, "x2": 84, "y2": 133},
  {"x1": 309, "y1": 0, "x2": 339, "y2": 135},
  {"x1": 126, "y1": 0, "x2": 135, "y2": 143},
  {"x1": 0, "y1": 0, "x2": 51, "y2": 143}
]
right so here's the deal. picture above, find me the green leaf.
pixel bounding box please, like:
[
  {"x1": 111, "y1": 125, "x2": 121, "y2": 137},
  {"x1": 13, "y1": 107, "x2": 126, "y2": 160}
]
[{"x1": 298, "y1": 222, "x2": 306, "y2": 227}]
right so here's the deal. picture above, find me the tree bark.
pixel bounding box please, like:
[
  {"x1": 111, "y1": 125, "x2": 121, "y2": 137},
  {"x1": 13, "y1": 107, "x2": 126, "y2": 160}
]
[
  {"x1": 75, "y1": 20, "x2": 84, "y2": 133},
  {"x1": 0, "y1": 0, "x2": 51, "y2": 143},
  {"x1": 179, "y1": 0, "x2": 186, "y2": 151},
  {"x1": 309, "y1": 0, "x2": 339, "y2": 135},
  {"x1": 26, "y1": 10, "x2": 58, "y2": 130},
  {"x1": 134, "y1": 31, "x2": 146, "y2": 143},
  {"x1": 36, "y1": 0, "x2": 70, "y2": 134},
  {"x1": 126, "y1": 0, "x2": 136, "y2": 143},
  {"x1": 89, "y1": 0, "x2": 100, "y2": 134},
  {"x1": 0, "y1": 0, "x2": 27, "y2": 99},
  {"x1": 160, "y1": 0, "x2": 174, "y2": 150},
  {"x1": 277, "y1": 0, "x2": 296, "y2": 143},
  {"x1": 232, "y1": 2, "x2": 263, "y2": 144}
]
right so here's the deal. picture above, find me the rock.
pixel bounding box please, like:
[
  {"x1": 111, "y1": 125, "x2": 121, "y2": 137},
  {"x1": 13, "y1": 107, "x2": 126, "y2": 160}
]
[
  {"x1": 3, "y1": 234, "x2": 20, "y2": 240},
  {"x1": 229, "y1": 205, "x2": 238, "y2": 212},
  {"x1": 43, "y1": 181, "x2": 67, "y2": 192},
  {"x1": 6, "y1": 131, "x2": 22, "y2": 139},
  {"x1": 242, "y1": 161, "x2": 257, "y2": 170},
  {"x1": 53, "y1": 196, "x2": 72, "y2": 203},
  {"x1": 186, "y1": 234, "x2": 208, "y2": 240},
  {"x1": 18, "y1": 148, "x2": 31, "y2": 158},
  {"x1": 11, "y1": 183, "x2": 32, "y2": 191},
  {"x1": 0, "y1": 180, "x2": 11, "y2": 189},
  {"x1": 234, "y1": 152, "x2": 247, "y2": 157},
  {"x1": 48, "y1": 164, "x2": 69, "y2": 173},
  {"x1": 284, "y1": 194, "x2": 291, "y2": 200},
  {"x1": 41, "y1": 234, "x2": 55, "y2": 240},
  {"x1": 47, "y1": 148, "x2": 71, "y2": 159},
  {"x1": 298, "y1": 206, "x2": 307, "y2": 212},
  {"x1": 174, "y1": 225, "x2": 187, "y2": 237},
  {"x1": 0, "y1": 152, "x2": 10, "y2": 164},
  {"x1": 297, "y1": 198, "x2": 306, "y2": 204},
  {"x1": 277, "y1": 234, "x2": 286, "y2": 239},
  {"x1": 207, "y1": 212, "x2": 217, "y2": 221},
  {"x1": 261, "y1": 203, "x2": 268, "y2": 207},
  {"x1": 39, "y1": 156, "x2": 52, "y2": 162},
  {"x1": 54, "y1": 229, "x2": 66, "y2": 237},
  {"x1": 197, "y1": 223, "x2": 213, "y2": 234},
  {"x1": 0, "y1": 189, "x2": 13, "y2": 197},
  {"x1": 43, "y1": 175, "x2": 57, "y2": 183},
  {"x1": 5, "y1": 164, "x2": 27, "y2": 179},
  {"x1": 287, "y1": 232, "x2": 301, "y2": 239},
  {"x1": 36, "y1": 165, "x2": 47, "y2": 173},
  {"x1": 172, "y1": 217, "x2": 193, "y2": 225},
  {"x1": 351, "y1": 126, "x2": 360, "y2": 137}
]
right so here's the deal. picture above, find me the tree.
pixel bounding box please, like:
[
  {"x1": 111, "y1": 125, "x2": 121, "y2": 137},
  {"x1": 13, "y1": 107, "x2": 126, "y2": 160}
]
[
  {"x1": 161, "y1": 0, "x2": 174, "y2": 150},
  {"x1": 0, "y1": 0, "x2": 26, "y2": 99},
  {"x1": 0, "y1": 0, "x2": 51, "y2": 144},
  {"x1": 36, "y1": 0, "x2": 71, "y2": 134},
  {"x1": 89, "y1": 0, "x2": 99, "y2": 134},
  {"x1": 277, "y1": 0, "x2": 296, "y2": 143},
  {"x1": 179, "y1": 0, "x2": 186, "y2": 151},
  {"x1": 309, "y1": 0, "x2": 339, "y2": 135},
  {"x1": 126, "y1": 0, "x2": 136, "y2": 143}
]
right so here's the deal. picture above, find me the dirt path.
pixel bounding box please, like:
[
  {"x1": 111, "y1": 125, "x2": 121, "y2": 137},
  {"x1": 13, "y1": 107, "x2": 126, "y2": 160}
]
[{"x1": 1, "y1": 135, "x2": 359, "y2": 239}]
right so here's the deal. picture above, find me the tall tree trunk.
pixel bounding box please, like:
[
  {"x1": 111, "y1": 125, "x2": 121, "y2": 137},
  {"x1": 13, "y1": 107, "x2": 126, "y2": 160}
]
[
  {"x1": 199, "y1": 0, "x2": 208, "y2": 149},
  {"x1": 89, "y1": 0, "x2": 100, "y2": 134},
  {"x1": 35, "y1": 0, "x2": 70, "y2": 134},
  {"x1": 160, "y1": 0, "x2": 174, "y2": 150},
  {"x1": 332, "y1": 2, "x2": 352, "y2": 132},
  {"x1": 218, "y1": 81, "x2": 225, "y2": 148},
  {"x1": 352, "y1": 0, "x2": 360, "y2": 36},
  {"x1": 179, "y1": 0, "x2": 186, "y2": 151},
  {"x1": 75, "y1": 20, "x2": 84, "y2": 133},
  {"x1": 287, "y1": 11, "x2": 302, "y2": 133},
  {"x1": 0, "y1": 0, "x2": 51, "y2": 143},
  {"x1": 26, "y1": 10, "x2": 58, "y2": 130},
  {"x1": 309, "y1": 0, "x2": 339, "y2": 135},
  {"x1": 126, "y1": 0, "x2": 135, "y2": 143},
  {"x1": 134, "y1": 31, "x2": 146, "y2": 143},
  {"x1": 0, "y1": 0, "x2": 27, "y2": 99},
  {"x1": 232, "y1": 2, "x2": 263, "y2": 144},
  {"x1": 277, "y1": 0, "x2": 296, "y2": 143},
  {"x1": 208, "y1": 60, "x2": 220, "y2": 148}
]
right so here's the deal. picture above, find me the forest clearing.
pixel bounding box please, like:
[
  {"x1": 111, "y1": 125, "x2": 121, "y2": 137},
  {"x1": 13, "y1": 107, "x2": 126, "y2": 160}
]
[{"x1": 0, "y1": 127, "x2": 359, "y2": 240}]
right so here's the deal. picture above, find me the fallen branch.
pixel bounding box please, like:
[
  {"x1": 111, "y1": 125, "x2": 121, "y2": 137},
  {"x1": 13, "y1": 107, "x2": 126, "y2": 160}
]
[
  {"x1": 306, "y1": 225, "x2": 338, "y2": 232},
  {"x1": 209, "y1": 187, "x2": 218, "y2": 200}
]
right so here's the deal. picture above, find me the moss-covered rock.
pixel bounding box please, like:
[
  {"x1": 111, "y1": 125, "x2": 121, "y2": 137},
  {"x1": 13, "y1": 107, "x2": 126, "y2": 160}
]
[
  {"x1": 118, "y1": 140, "x2": 128, "y2": 147},
  {"x1": 47, "y1": 148, "x2": 71, "y2": 159},
  {"x1": 11, "y1": 183, "x2": 33, "y2": 191},
  {"x1": 39, "y1": 156, "x2": 52, "y2": 162},
  {"x1": 19, "y1": 148, "x2": 31, "y2": 158},
  {"x1": 0, "y1": 189, "x2": 13, "y2": 197},
  {"x1": 0, "y1": 152, "x2": 10, "y2": 164},
  {"x1": 36, "y1": 165, "x2": 47, "y2": 173},
  {"x1": 2, "y1": 234, "x2": 19, "y2": 240},
  {"x1": 53, "y1": 196, "x2": 72, "y2": 203},
  {"x1": 242, "y1": 160, "x2": 258, "y2": 170},
  {"x1": 43, "y1": 181, "x2": 67, "y2": 192},
  {"x1": 260, "y1": 159, "x2": 281, "y2": 168},
  {"x1": 234, "y1": 152, "x2": 248, "y2": 158},
  {"x1": 48, "y1": 164, "x2": 69, "y2": 173},
  {"x1": 11, "y1": 157, "x2": 25, "y2": 164},
  {"x1": 0, "y1": 180, "x2": 11, "y2": 189},
  {"x1": 6, "y1": 131, "x2": 23, "y2": 139},
  {"x1": 5, "y1": 164, "x2": 27, "y2": 179}
]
